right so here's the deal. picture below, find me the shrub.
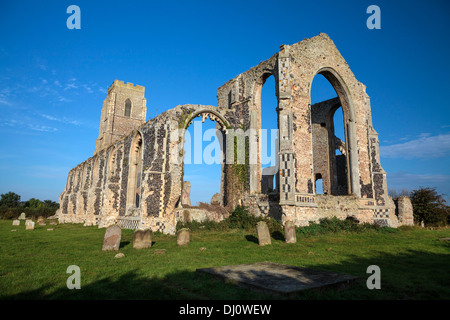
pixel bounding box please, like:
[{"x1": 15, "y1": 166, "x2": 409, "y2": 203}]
[
  {"x1": 176, "y1": 205, "x2": 284, "y2": 233},
  {"x1": 410, "y1": 187, "x2": 449, "y2": 227},
  {"x1": 297, "y1": 217, "x2": 396, "y2": 236}
]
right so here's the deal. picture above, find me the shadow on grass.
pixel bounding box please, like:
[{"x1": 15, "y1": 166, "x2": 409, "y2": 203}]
[
  {"x1": 2, "y1": 247, "x2": 449, "y2": 300},
  {"x1": 271, "y1": 231, "x2": 285, "y2": 241},
  {"x1": 245, "y1": 235, "x2": 258, "y2": 244},
  {"x1": 1, "y1": 269, "x2": 273, "y2": 300},
  {"x1": 119, "y1": 241, "x2": 130, "y2": 249}
]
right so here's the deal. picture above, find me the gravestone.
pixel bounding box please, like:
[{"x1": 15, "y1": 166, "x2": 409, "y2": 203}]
[
  {"x1": 177, "y1": 228, "x2": 190, "y2": 246},
  {"x1": 284, "y1": 220, "x2": 297, "y2": 244},
  {"x1": 37, "y1": 217, "x2": 46, "y2": 226},
  {"x1": 133, "y1": 229, "x2": 152, "y2": 249},
  {"x1": 49, "y1": 220, "x2": 58, "y2": 225},
  {"x1": 12, "y1": 220, "x2": 20, "y2": 226},
  {"x1": 256, "y1": 221, "x2": 271, "y2": 246},
  {"x1": 102, "y1": 225, "x2": 122, "y2": 251},
  {"x1": 19, "y1": 212, "x2": 26, "y2": 220},
  {"x1": 197, "y1": 262, "x2": 359, "y2": 296},
  {"x1": 25, "y1": 220, "x2": 35, "y2": 230}
]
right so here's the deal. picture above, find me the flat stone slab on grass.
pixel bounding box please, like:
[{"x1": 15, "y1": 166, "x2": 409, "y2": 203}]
[{"x1": 196, "y1": 261, "x2": 358, "y2": 296}]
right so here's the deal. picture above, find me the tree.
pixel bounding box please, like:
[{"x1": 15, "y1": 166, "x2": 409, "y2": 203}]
[
  {"x1": 410, "y1": 187, "x2": 449, "y2": 227},
  {"x1": 43, "y1": 200, "x2": 59, "y2": 209},
  {"x1": 26, "y1": 198, "x2": 44, "y2": 208},
  {"x1": 0, "y1": 191, "x2": 21, "y2": 207}
]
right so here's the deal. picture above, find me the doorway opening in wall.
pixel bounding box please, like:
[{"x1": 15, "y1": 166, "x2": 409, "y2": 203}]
[
  {"x1": 182, "y1": 117, "x2": 223, "y2": 207},
  {"x1": 260, "y1": 74, "x2": 279, "y2": 195},
  {"x1": 311, "y1": 73, "x2": 349, "y2": 196}
]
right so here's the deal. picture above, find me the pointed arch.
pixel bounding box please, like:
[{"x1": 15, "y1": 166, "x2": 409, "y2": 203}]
[
  {"x1": 309, "y1": 66, "x2": 361, "y2": 197},
  {"x1": 126, "y1": 131, "x2": 143, "y2": 209}
]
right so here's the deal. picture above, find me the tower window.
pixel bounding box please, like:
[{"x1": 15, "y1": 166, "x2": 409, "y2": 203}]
[{"x1": 125, "y1": 99, "x2": 132, "y2": 117}]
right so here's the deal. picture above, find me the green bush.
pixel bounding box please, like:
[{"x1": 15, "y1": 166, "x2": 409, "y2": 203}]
[
  {"x1": 176, "y1": 205, "x2": 284, "y2": 233},
  {"x1": 297, "y1": 217, "x2": 396, "y2": 236},
  {"x1": 0, "y1": 204, "x2": 59, "y2": 220},
  {"x1": 0, "y1": 191, "x2": 59, "y2": 220}
]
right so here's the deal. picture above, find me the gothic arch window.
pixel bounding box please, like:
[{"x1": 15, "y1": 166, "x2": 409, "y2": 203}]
[
  {"x1": 126, "y1": 132, "x2": 143, "y2": 209},
  {"x1": 125, "y1": 99, "x2": 132, "y2": 117}
]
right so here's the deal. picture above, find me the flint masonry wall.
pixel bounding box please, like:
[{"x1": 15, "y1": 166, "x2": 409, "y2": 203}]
[
  {"x1": 59, "y1": 104, "x2": 228, "y2": 234},
  {"x1": 58, "y1": 33, "x2": 411, "y2": 234}
]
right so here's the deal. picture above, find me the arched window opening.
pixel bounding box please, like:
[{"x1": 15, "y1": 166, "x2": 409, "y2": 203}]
[
  {"x1": 311, "y1": 73, "x2": 349, "y2": 196},
  {"x1": 126, "y1": 133, "x2": 143, "y2": 210},
  {"x1": 259, "y1": 74, "x2": 279, "y2": 195},
  {"x1": 107, "y1": 147, "x2": 116, "y2": 180},
  {"x1": 182, "y1": 115, "x2": 223, "y2": 207},
  {"x1": 125, "y1": 99, "x2": 132, "y2": 117}
]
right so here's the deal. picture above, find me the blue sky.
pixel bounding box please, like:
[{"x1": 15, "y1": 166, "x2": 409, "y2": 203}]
[{"x1": 0, "y1": 0, "x2": 449, "y2": 204}]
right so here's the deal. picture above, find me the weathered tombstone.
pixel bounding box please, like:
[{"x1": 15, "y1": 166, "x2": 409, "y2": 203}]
[
  {"x1": 256, "y1": 221, "x2": 271, "y2": 246},
  {"x1": 284, "y1": 220, "x2": 297, "y2": 244},
  {"x1": 49, "y1": 220, "x2": 57, "y2": 225},
  {"x1": 181, "y1": 181, "x2": 191, "y2": 206},
  {"x1": 12, "y1": 220, "x2": 20, "y2": 226},
  {"x1": 102, "y1": 225, "x2": 122, "y2": 251},
  {"x1": 18, "y1": 212, "x2": 26, "y2": 220},
  {"x1": 177, "y1": 228, "x2": 190, "y2": 246},
  {"x1": 182, "y1": 210, "x2": 191, "y2": 223},
  {"x1": 37, "y1": 217, "x2": 46, "y2": 226},
  {"x1": 25, "y1": 220, "x2": 35, "y2": 230},
  {"x1": 133, "y1": 229, "x2": 152, "y2": 249}
]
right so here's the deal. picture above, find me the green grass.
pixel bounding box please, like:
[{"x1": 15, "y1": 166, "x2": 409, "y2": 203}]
[{"x1": 0, "y1": 220, "x2": 449, "y2": 300}]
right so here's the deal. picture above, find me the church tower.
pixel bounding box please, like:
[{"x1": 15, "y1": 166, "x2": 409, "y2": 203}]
[{"x1": 94, "y1": 80, "x2": 147, "y2": 154}]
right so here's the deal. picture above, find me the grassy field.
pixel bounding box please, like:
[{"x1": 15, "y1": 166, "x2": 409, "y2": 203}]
[{"x1": 0, "y1": 219, "x2": 449, "y2": 300}]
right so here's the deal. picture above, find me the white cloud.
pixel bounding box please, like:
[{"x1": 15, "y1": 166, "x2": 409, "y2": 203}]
[
  {"x1": 28, "y1": 124, "x2": 58, "y2": 132},
  {"x1": 0, "y1": 118, "x2": 57, "y2": 132},
  {"x1": 380, "y1": 133, "x2": 450, "y2": 159},
  {"x1": 0, "y1": 98, "x2": 12, "y2": 106},
  {"x1": 387, "y1": 171, "x2": 450, "y2": 200},
  {"x1": 40, "y1": 113, "x2": 82, "y2": 126}
]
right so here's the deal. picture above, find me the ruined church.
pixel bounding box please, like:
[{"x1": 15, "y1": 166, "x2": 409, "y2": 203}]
[{"x1": 56, "y1": 34, "x2": 413, "y2": 234}]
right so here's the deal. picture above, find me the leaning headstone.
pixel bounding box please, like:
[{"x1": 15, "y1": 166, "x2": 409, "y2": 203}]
[
  {"x1": 12, "y1": 220, "x2": 20, "y2": 226},
  {"x1": 177, "y1": 228, "x2": 190, "y2": 246},
  {"x1": 133, "y1": 229, "x2": 152, "y2": 249},
  {"x1": 284, "y1": 220, "x2": 297, "y2": 244},
  {"x1": 256, "y1": 221, "x2": 271, "y2": 246},
  {"x1": 25, "y1": 220, "x2": 35, "y2": 230},
  {"x1": 19, "y1": 212, "x2": 26, "y2": 220},
  {"x1": 102, "y1": 225, "x2": 122, "y2": 251}
]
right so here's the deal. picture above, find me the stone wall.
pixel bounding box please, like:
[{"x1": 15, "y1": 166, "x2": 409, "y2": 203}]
[{"x1": 57, "y1": 34, "x2": 410, "y2": 234}]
